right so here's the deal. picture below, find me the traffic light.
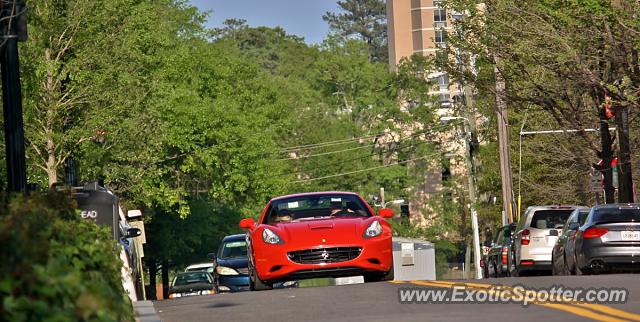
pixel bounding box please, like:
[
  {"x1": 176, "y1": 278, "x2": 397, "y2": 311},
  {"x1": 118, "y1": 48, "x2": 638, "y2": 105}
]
[{"x1": 593, "y1": 157, "x2": 619, "y2": 172}]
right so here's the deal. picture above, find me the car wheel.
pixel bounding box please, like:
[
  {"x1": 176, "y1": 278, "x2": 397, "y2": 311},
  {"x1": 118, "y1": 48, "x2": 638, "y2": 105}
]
[
  {"x1": 575, "y1": 265, "x2": 590, "y2": 276},
  {"x1": 365, "y1": 266, "x2": 394, "y2": 282},
  {"x1": 249, "y1": 264, "x2": 272, "y2": 291},
  {"x1": 496, "y1": 260, "x2": 505, "y2": 278},
  {"x1": 561, "y1": 256, "x2": 571, "y2": 275}
]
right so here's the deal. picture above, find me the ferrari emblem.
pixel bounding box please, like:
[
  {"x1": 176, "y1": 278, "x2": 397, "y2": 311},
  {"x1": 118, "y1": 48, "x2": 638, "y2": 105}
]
[
  {"x1": 321, "y1": 250, "x2": 330, "y2": 260},
  {"x1": 322, "y1": 238, "x2": 326, "y2": 243}
]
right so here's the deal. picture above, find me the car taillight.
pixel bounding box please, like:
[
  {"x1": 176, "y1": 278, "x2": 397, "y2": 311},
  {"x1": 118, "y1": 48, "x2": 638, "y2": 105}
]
[
  {"x1": 501, "y1": 246, "x2": 508, "y2": 265},
  {"x1": 583, "y1": 227, "x2": 608, "y2": 239},
  {"x1": 521, "y1": 229, "x2": 530, "y2": 245}
]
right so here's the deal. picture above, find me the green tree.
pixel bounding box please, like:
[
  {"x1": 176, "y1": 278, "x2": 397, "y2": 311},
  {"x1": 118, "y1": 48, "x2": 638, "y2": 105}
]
[{"x1": 323, "y1": 0, "x2": 388, "y2": 62}]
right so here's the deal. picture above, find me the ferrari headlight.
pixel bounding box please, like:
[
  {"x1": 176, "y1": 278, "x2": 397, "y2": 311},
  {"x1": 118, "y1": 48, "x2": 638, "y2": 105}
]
[
  {"x1": 262, "y1": 228, "x2": 282, "y2": 244},
  {"x1": 216, "y1": 266, "x2": 239, "y2": 275},
  {"x1": 363, "y1": 220, "x2": 383, "y2": 238}
]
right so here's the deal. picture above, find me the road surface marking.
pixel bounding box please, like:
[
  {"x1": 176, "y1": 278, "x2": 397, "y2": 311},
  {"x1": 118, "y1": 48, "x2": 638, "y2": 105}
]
[
  {"x1": 420, "y1": 280, "x2": 640, "y2": 321},
  {"x1": 394, "y1": 280, "x2": 635, "y2": 322}
]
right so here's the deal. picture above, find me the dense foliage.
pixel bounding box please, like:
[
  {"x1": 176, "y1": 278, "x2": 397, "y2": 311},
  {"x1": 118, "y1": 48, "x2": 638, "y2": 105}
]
[
  {"x1": 0, "y1": 193, "x2": 133, "y2": 322},
  {"x1": 442, "y1": 0, "x2": 639, "y2": 227}
]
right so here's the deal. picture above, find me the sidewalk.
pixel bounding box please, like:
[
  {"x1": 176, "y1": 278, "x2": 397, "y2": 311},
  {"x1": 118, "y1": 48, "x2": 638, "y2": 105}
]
[{"x1": 134, "y1": 301, "x2": 161, "y2": 322}]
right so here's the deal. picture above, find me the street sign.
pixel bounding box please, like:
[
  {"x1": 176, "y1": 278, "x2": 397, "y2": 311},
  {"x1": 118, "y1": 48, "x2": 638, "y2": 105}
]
[{"x1": 590, "y1": 173, "x2": 603, "y2": 193}]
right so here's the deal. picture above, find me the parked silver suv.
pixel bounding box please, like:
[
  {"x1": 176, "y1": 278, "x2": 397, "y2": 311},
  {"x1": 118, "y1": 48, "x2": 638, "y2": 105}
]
[{"x1": 509, "y1": 205, "x2": 578, "y2": 276}]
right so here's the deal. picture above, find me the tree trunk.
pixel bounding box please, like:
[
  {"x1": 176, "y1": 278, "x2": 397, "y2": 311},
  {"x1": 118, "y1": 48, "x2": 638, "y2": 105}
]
[
  {"x1": 46, "y1": 136, "x2": 57, "y2": 187},
  {"x1": 162, "y1": 260, "x2": 169, "y2": 300},
  {"x1": 147, "y1": 258, "x2": 157, "y2": 300}
]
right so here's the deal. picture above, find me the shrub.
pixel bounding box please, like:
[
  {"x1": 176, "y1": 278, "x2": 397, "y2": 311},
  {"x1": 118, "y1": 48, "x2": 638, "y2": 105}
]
[{"x1": 0, "y1": 192, "x2": 134, "y2": 322}]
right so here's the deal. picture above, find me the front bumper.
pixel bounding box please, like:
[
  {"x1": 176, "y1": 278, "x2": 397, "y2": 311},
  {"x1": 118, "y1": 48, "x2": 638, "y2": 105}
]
[
  {"x1": 217, "y1": 275, "x2": 250, "y2": 292},
  {"x1": 253, "y1": 237, "x2": 393, "y2": 283}
]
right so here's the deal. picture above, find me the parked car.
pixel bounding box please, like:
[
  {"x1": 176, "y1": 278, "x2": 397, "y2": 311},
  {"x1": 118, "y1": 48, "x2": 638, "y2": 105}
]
[
  {"x1": 483, "y1": 223, "x2": 516, "y2": 278},
  {"x1": 240, "y1": 192, "x2": 394, "y2": 291},
  {"x1": 168, "y1": 271, "x2": 215, "y2": 299},
  {"x1": 574, "y1": 204, "x2": 640, "y2": 275},
  {"x1": 209, "y1": 234, "x2": 250, "y2": 292},
  {"x1": 551, "y1": 207, "x2": 590, "y2": 275},
  {"x1": 185, "y1": 263, "x2": 215, "y2": 274},
  {"x1": 509, "y1": 205, "x2": 577, "y2": 276}
]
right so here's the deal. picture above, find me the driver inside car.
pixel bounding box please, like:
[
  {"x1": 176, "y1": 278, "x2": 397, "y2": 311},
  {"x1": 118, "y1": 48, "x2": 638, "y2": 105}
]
[
  {"x1": 329, "y1": 202, "x2": 354, "y2": 216},
  {"x1": 273, "y1": 209, "x2": 293, "y2": 223}
]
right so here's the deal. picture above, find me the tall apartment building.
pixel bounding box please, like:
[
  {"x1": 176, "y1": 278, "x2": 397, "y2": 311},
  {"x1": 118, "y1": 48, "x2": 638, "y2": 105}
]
[
  {"x1": 386, "y1": 0, "x2": 467, "y2": 226},
  {"x1": 387, "y1": 0, "x2": 459, "y2": 104}
]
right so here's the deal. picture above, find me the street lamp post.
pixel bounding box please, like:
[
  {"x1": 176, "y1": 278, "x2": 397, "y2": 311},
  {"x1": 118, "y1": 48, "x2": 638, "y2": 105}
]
[{"x1": 441, "y1": 116, "x2": 483, "y2": 279}]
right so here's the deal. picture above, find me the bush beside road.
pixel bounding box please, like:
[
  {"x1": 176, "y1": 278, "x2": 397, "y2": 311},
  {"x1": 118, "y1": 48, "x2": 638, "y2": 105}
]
[{"x1": 0, "y1": 193, "x2": 134, "y2": 322}]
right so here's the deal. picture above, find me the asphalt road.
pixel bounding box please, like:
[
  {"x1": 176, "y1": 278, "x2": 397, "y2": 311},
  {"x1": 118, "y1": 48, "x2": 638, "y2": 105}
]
[{"x1": 154, "y1": 274, "x2": 640, "y2": 322}]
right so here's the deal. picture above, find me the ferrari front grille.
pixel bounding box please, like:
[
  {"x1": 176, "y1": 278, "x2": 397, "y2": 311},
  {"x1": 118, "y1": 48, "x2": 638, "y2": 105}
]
[{"x1": 287, "y1": 247, "x2": 362, "y2": 264}]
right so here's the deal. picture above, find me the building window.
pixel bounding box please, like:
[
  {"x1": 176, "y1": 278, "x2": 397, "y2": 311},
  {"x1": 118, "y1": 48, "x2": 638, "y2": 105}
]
[
  {"x1": 434, "y1": 8, "x2": 447, "y2": 23},
  {"x1": 437, "y1": 74, "x2": 449, "y2": 92},
  {"x1": 435, "y1": 29, "x2": 447, "y2": 44}
]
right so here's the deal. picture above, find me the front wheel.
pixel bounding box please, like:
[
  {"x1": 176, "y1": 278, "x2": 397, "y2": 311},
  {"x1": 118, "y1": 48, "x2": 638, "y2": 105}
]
[
  {"x1": 365, "y1": 266, "x2": 394, "y2": 282},
  {"x1": 249, "y1": 264, "x2": 272, "y2": 291}
]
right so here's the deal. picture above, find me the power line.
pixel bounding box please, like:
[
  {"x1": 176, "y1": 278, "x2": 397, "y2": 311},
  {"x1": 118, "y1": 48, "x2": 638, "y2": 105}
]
[
  {"x1": 282, "y1": 139, "x2": 435, "y2": 176},
  {"x1": 276, "y1": 144, "x2": 376, "y2": 161},
  {"x1": 278, "y1": 132, "x2": 384, "y2": 152},
  {"x1": 277, "y1": 125, "x2": 450, "y2": 161},
  {"x1": 291, "y1": 154, "x2": 436, "y2": 184},
  {"x1": 277, "y1": 122, "x2": 453, "y2": 154}
]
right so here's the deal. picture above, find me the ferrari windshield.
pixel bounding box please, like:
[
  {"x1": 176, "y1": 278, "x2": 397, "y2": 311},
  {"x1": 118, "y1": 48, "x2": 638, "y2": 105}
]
[{"x1": 266, "y1": 194, "x2": 372, "y2": 224}]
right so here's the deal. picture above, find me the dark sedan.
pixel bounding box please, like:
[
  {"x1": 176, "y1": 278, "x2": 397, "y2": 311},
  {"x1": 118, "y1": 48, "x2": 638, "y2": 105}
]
[
  {"x1": 211, "y1": 234, "x2": 250, "y2": 292},
  {"x1": 168, "y1": 271, "x2": 215, "y2": 299},
  {"x1": 483, "y1": 224, "x2": 516, "y2": 278},
  {"x1": 551, "y1": 207, "x2": 590, "y2": 275},
  {"x1": 574, "y1": 204, "x2": 640, "y2": 275}
]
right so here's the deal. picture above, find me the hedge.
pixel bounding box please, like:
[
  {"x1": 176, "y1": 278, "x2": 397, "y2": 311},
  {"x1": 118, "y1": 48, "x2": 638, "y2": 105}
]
[{"x1": 0, "y1": 192, "x2": 134, "y2": 322}]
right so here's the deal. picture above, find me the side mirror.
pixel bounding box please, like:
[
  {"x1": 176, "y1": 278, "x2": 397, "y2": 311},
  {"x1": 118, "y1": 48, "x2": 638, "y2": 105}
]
[
  {"x1": 568, "y1": 222, "x2": 579, "y2": 230},
  {"x1": 378, "y1": 208, "x2": 394, "y2": 218},
  {"x1": 207, "y1": 252, "x2": 217, "y2": 261},
  {"x1": 548, "y1": 229, "x2": 559, "y2": 237},
  {"x1": 239, "y1": 218, "x2": 255, "y2": 230},
  {"x1": 124, "y1": 227, "x2": 142, "y2": 238},
  {"x1": 127, "y1": 209, "x2": 143, "y2": 220}
]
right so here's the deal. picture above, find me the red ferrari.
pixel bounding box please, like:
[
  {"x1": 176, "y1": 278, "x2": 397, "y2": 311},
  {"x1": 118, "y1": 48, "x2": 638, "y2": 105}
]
[{"x1": 239, "y1": 191, "x2": 394, "y2": 290}]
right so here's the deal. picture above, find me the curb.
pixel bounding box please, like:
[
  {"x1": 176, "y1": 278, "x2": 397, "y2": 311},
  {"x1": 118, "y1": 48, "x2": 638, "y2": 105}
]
[{"x1": 134, "y1": 301, "x2": 162, "y2": 322}]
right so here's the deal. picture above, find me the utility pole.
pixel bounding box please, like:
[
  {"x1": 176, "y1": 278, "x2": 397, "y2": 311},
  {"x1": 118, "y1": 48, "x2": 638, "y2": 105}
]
[
  {"x1": 452, "y1": 11, "x2": 482, "y2": 279},
  {"x1": 494, "y1": 65, "x2": 515, "y2": 224},
  {"x1": 1, "y1": 1, "x2": 28, "y2": 192},
  {"x1": 615, "y1": 106, "x2": 634, "y2": 203},
  {"x1": 463, "y1": 117, "x2": 482, "y2": 280}
]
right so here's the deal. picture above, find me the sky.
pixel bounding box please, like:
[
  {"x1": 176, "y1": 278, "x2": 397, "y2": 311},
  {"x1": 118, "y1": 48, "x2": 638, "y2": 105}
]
[{"x1": 188, "y1": 0, "x2": 341, "y2": 44}]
